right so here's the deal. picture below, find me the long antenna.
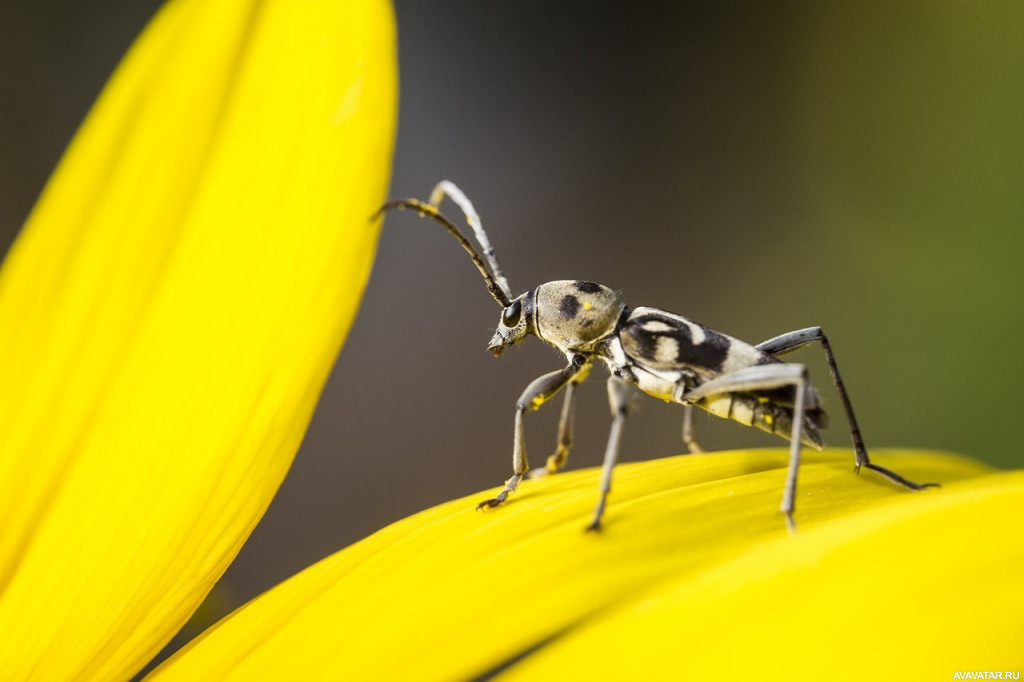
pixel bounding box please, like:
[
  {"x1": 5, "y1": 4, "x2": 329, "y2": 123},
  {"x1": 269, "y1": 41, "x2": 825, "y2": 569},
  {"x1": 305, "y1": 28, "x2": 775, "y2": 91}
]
[
  {"x1": 427, "y1": 181, "x2": 512, "y2": 302},
  {"x1": 376, "y1": 198, "x2": 513, "y2": 307}
]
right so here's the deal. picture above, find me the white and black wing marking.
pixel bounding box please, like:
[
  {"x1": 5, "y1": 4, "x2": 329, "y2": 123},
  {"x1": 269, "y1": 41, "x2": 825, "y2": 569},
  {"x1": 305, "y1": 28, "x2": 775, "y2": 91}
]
[{"x1": 619, "y1": 307, "x2": 827, "y2": 448}]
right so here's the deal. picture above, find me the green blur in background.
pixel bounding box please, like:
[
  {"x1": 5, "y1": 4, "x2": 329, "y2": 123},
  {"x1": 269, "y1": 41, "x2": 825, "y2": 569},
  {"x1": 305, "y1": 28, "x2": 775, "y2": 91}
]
[{"x1": 787, "y1": 5, "x2": 1024, "y2": 469}]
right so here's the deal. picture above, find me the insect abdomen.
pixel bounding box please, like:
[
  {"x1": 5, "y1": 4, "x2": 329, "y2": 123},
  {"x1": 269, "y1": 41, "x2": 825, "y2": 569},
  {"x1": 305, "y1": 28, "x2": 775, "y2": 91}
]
[{"x1": 695, "y1": 392, "x2": 826, "y2": 449}]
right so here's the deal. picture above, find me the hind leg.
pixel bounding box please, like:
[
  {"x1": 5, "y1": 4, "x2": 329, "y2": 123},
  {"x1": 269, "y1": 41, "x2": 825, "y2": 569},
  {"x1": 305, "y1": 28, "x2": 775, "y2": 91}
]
[{"x1": 756, "y1": 327, "x2": 938, "y2": 490}]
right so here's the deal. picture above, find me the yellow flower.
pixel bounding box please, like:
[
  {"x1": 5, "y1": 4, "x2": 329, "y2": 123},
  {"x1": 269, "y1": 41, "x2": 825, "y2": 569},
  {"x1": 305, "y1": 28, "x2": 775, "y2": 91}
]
[
  {"x1": 0, "y1": 0, "x2": 396, "y2": 679},
  {"x1": 147, "y1": 448, "x2": 1023, "y2": 680}
]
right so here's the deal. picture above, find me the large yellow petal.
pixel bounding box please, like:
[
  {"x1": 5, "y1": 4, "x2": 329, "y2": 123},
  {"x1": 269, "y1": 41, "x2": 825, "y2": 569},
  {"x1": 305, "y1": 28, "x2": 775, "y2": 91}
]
[
  {"x1": 147, "y1": 449, "x2": 1018, "y2": 680},
  {"x1": 0, "y1": 0, "x2": 396, "y2": 679},
  {"x1": 507, "y1": 464, "x2": 1024, "y2": 680}
]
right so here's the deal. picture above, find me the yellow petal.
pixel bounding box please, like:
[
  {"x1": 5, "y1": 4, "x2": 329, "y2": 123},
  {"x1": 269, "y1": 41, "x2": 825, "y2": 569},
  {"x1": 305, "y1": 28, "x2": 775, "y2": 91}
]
[
  {"x1": 146, "y1": 449, "x2": 1018, "y2": 680},
  {"x1": 508, "y1": 465, "x2": 1024, "y2": 681},
  {"x1": 0, "y1": 0, "x2": 396, "y2": 679}
]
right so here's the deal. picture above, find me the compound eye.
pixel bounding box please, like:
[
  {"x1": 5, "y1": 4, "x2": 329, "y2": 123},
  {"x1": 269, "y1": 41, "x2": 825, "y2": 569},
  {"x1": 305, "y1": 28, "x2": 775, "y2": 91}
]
[{"x1": 502, "y1": 300, "x2": 522, "y2": 327}]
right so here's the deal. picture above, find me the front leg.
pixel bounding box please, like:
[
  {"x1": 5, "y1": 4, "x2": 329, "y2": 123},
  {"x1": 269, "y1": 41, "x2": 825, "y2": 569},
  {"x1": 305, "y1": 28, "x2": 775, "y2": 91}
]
[{"x1": 478, "y1": 355, "x2": 590, "y2": 510}]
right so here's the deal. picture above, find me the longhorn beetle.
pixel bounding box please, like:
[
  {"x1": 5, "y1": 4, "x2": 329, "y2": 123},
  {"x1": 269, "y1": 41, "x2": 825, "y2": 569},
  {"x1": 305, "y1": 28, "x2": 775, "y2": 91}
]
[{"x1": 379, "y1": 181, "x2": 938, "y2": 531}]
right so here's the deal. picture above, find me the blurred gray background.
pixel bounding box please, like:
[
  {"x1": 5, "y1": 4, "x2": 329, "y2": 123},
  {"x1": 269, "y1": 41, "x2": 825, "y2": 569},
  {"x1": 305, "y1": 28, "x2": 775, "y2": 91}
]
[{"x1": 3, "y1": 0, "x2": 1023, "y2": 659}]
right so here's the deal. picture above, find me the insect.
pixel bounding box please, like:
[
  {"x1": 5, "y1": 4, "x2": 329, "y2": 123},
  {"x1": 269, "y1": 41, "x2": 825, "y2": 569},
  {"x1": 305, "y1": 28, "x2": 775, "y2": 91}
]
[{"x1": 379, "y1": 181, "x2": 938, "y2": 531}]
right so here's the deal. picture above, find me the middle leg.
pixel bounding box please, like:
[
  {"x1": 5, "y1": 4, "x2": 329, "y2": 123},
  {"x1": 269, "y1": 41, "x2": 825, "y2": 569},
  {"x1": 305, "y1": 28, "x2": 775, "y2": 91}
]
[
  {"x1": 586, "y1": 375, "x2": 633, "y2": 532},
  {"x1": 528, "y1": 379, "x2": 581, "y2": 478},
  {"x1": 681, "y1": 403, "x2": 704, "y2": 454}
]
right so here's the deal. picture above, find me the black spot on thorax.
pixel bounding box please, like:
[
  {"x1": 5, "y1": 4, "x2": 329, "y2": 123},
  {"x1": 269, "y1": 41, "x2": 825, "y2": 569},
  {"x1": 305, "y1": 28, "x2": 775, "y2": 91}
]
[
  {"x1": 560, "y1": 294, "x2": 580, "y2": 319},
  {"x1": 575, "y1": 281, "x2": 602, "y2": 293}
]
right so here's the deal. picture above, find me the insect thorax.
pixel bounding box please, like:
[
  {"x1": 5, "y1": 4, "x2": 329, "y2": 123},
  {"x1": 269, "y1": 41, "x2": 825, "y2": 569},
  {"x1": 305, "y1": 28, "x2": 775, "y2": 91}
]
[{"x1": 533, "y1": 281, "x2": 626, "y2": 353}]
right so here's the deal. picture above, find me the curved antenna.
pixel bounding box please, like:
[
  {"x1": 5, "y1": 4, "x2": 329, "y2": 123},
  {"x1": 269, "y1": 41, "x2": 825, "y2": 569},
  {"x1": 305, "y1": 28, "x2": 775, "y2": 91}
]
[
  {"x1": 376, "y1": 198, "x2": 512, "y2": 307},
  {"x1": 427, "y1": 181, "x2": 512, "y2": 302}
]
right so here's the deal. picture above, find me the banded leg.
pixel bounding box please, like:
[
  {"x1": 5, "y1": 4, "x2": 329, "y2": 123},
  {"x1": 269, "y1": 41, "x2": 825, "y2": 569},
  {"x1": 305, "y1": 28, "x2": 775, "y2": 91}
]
[
  {"x1": 682, "y1": 364, "x2": 814, "y2": 530},
  {"x1": 681, "y1": 404, "x2": 704, "y2": 454},
  {"x1": 587, "y1": 375, "x2": 632, "y2": 532},
  {"x1": 756, "y1": 327, "x2": 938, "y2": 491},
  {"x1": 529, "y1": 380, "x2": 580, "y2": 479},
  {"x1": 478, "y1": 356, "x2": 589, "y2": 510}
]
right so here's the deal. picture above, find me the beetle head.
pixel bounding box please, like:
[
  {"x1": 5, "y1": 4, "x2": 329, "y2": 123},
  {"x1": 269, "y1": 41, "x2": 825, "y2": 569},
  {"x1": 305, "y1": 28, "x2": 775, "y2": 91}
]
[{"x1": 487, "y1": 292, "x2": 533, "y2": 356}]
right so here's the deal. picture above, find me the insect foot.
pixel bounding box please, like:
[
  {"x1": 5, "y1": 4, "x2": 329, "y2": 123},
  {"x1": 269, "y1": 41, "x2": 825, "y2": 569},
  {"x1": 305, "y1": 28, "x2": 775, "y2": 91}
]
[
  {"x1": 526, "y1": 467, "x2": 551, "y2": 480},
  {"x1": 527, "y1": 445, "x2": 571, "y2": 480},
  {"x1": 784, "y1": 509, "x2": 797, "y2": 534},
  {"x1": 858, "y1": 461, "x2": 940, "y2": 491},
  {"x1": 476, "y1": 473, "x2": 523, "y2": 510}
]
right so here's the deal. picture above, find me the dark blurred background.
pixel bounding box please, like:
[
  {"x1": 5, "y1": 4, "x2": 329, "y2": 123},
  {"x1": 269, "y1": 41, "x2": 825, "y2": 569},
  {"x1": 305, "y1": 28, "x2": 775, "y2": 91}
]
[{"x1": 3, "y1": 0, "x2": 1023, "y2": 658}]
